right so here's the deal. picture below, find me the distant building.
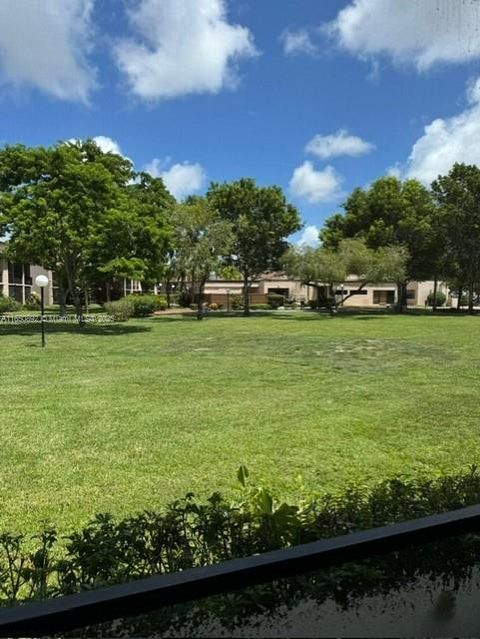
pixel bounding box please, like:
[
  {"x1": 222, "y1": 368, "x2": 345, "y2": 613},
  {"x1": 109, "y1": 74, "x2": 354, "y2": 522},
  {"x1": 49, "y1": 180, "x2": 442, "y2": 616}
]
[
  {"x1": 0, "y1": 243, "x2": 54, "y2": 304},
  {"x1": 204, "y1": 272, "x2": 450, "y2": 308}
]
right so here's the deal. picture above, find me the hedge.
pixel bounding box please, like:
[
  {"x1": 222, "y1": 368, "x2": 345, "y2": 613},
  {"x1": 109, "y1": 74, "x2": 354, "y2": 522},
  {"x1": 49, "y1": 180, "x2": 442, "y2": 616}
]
[{"x1": 2, "y1": 466, "x2": 480, "y2": 634}]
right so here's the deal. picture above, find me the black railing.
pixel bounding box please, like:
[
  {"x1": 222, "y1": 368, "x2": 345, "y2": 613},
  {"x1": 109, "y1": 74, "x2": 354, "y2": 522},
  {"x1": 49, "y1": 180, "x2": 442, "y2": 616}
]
[{"x1": 1, "y1": 503, "x2": 480, "y2": 637}]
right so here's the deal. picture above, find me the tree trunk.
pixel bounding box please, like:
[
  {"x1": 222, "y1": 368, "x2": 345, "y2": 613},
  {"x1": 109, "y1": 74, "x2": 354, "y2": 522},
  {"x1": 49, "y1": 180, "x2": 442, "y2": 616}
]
[
  {"x1": 106, "y1": 281, "x2": 111, "y2": 303},
  {"x1": 242, "y1": 275, "x2": 251, "y2": 317},
  {"x1": 196, "y1": 286, "x2": 204, "y2": 320},
  {"x1": 457, "y1": 286, "x2": 463, "y2": 312},
  {"x1": 84, "y1": 288, "x2": 89, "y2": 314},
  {"x1": 468, "y1": 282, "x2": 475, "y2": 315},
  {"x1": 63, "y1": 261, "x2": 84, "y2": 325},
  {"x1": 432, "y1": 276, "x2": 438, "y2": 312},
  {"x1": 395, "y1": 281, "x2": 407, "y2": 313},
  {"x1": 165, "y1": 278, "x2": 171, "y2": 309},
  {"x1": 58, "y1": 279, "x2": 67, "y2": 317}
]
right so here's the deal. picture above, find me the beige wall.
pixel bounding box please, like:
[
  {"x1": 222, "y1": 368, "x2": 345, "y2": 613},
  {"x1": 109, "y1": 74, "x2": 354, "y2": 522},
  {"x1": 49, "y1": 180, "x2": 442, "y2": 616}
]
[{"x1": 0, "y1": 253, "x2": 54, "y2": 305}]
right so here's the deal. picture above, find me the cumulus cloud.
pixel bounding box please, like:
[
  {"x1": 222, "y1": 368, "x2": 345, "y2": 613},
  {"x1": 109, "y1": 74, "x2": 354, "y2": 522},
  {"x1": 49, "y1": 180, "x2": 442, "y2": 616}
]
[
  {"x1": 113, "y1": 0, "x2": 258, "y2": 101},
  {"x1": 145, "y1": 158, "x2": 206, "y2": 199},
  {"x1": 92, "y1": 136, "x2": 124, "y2": 156},
  {"x1": 297, "y1": 225, "x2": 320, "y2": 248},
  {"x1": 306, "y1": 129, "x2": 375, "y2": 159},
  {"x1": 325, "y1": 0, "x2": 480, "y2": 72},
  {"x1": 399, "y1": 77, "x2": 480, "y2": 184},
  {"x1": 0, "y1": 0, "x2": 96, "y2": 102},
  {"x1": 280, "y1": 28, "x2": 318, "y2": 56},
  {"x1": 289, "y1": 162, "x2": 343, "y2": 204}
]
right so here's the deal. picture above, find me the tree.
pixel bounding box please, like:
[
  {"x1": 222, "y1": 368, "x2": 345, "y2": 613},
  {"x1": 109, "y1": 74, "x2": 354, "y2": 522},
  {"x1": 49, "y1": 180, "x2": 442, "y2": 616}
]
[
  {"x1": 321, "y1": 176, "x2": 436, "y2": 311},
  {"x1": 284, "y1": 238, "x2": 407, "y2": 314},
  {"x1": 172, "y1": 198, "x2": 233, "y2": 319},
  {"x1": 431, "y1": 163, "x2": 480, "y2": 314},
  {"x1": 0, "y1": 141, "x2": 173, "y2": 318},
  {"x1": 207, "y1": 179, "x2": 301, "y2": 316}
]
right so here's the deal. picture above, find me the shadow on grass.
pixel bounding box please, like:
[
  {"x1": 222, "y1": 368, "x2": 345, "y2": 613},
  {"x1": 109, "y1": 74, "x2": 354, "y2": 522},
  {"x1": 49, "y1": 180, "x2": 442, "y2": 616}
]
[{"x1": 0, "y1": 323, "x2": 152, "y2": 337}]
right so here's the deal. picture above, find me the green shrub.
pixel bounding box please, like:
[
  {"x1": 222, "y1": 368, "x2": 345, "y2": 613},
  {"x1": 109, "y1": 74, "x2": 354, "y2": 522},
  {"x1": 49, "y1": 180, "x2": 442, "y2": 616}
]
[
  {"x1": 178, "y1": 291, "x2": 193, "y2": 308},
  {"x1": 24, "y1": 293, "x2": 41, "y2": 311},
  {"x1": 267, "y1": 293, "x2": 285, "y2": 309},
  {"x1": 104, "y1": 298, "x2": 134, "y2": 321},
  {"x1": 427, "y1": 291, "x2": 446, "y2": 307},
  {"x1": 1, "y1": 466, "x2": 480, "y2": 635},
  {"x1": 127, "y1": 294, "x2": 167, "y2": 317},
  {"x1": 231, "y1": 294, "x2": 244, "y2": 310},
  {"x1": 250, "y1": 303, "x2": 270, "y2": 311},
  {"x1": 0, "y1": 296, "x2": 21, "y2": 314}
]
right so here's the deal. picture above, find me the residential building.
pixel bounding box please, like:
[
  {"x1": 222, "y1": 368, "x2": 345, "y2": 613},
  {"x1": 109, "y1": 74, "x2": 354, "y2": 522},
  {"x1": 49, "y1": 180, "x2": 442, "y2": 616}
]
[
  {"x1": 0, "y1": 243, "x2": 54, "y2": 305},
  {"x1": 204, "y1": 272, "x2": 450, "y2": 308}
]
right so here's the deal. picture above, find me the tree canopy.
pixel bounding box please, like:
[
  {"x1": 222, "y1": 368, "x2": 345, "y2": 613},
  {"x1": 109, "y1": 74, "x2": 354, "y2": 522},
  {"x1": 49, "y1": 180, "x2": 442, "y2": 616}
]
[
  {"x1": 207, "y1": 178, "x2": 301, "y2": 315},
  {"x1": 0, "y1": 140, "x2": 174, "y2": 316},
  {"x1": 285, "y1": 238, "x2": 407, "y2": 312}
]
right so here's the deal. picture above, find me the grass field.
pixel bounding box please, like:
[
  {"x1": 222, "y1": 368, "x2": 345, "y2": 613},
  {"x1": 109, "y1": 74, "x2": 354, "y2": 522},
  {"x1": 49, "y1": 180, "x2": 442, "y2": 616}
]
[{"x1": 1, "y1": 311, "x2": 479, "y2": 533}]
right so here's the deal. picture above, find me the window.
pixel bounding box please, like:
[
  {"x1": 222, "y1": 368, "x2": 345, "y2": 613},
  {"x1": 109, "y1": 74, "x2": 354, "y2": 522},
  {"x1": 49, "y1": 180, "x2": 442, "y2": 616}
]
[
  {"x1": 373, "y1": 290, "x2": 395, "y2": 305},
  {"x1": 406, "y1": 289, "x2": 416, "y2": 300},
  {"x1": 349, "y1": 289, "x2": 368, "y2": 295}
]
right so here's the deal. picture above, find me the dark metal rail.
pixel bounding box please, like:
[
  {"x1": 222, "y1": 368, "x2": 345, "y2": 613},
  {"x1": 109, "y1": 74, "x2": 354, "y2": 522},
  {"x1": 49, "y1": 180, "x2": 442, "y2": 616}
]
[{"x1": 1, "y1": 503, "x2": 480, "y2": 637}]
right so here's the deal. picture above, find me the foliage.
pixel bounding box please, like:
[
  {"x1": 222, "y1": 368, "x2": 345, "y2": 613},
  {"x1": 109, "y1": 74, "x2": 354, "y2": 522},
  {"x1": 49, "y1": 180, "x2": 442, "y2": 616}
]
[
  {"x1": 250, "y1": 303, "x2": 270, "y2": 311},
  {"x1": 0, "y1": 296, "x2": 21, "y2": 313},
  {"x1": 230, "y1": 294, "x2": 244, "y2": 310},
  {"x1": 0, "y1": 141, "x2": 173, "y2": 320},
  {"x1": 320, "y1": 176, "x2": 438, "y2": 308},
  {"x1": 215, "y1": 264, "x2": 242, "y2": 280},
  {"x1": 427, "y1": 291, "x2": 446, "y2": 307},
  {"x1": 207, "y1": 179, "x2": 301, "y2": 315},
  {"x1": 177, "y1": 290, "x2": 193, "y2": 308},
  {"x1": 23, "y1": 293, "x2": 40, "y2": 311},
  {"x1": 284, "y1": 238, "x2": 407, "y2": 312},
  {"x1": 171, "y1": 198, "x2": 234, "y2": 320},
  {"x1": 104, "y1": 298, "x2": 134, "y2": 322},
  {"x1": 2, "y1": 465, "x2": 480, "y2": 634},
  {"x1": 267, "y1": 293, "x2": 285, "y2": 309},
  {"x1": 128, "y1": 294, "x2": 167, "y2": 317},
  {"x1": 431, "y1": 163, "x2": 480, "y2": 314}
]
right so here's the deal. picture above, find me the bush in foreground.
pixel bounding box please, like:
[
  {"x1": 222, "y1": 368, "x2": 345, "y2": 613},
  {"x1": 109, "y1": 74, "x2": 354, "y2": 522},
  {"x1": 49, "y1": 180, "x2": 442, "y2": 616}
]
[{"x1": 1, "y1": 465, "x2": 480, "y2": 610}]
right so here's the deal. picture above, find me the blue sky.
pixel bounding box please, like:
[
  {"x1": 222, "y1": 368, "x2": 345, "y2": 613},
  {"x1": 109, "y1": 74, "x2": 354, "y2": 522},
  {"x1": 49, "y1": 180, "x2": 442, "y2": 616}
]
[{"x1": 1, "y1": 0, "x2": 480, "y2": 245}]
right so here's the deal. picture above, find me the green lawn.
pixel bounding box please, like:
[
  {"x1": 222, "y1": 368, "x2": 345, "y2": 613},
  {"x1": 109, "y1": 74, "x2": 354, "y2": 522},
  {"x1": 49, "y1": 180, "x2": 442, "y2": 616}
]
[{"x1": 1, "y1": 311, "x2": 479, "y2": 533}]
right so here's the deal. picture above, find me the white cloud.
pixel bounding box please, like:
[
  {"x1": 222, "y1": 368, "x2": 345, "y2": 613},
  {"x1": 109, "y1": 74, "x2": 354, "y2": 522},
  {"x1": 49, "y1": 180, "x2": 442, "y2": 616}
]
[
  {"x1": 92, "y1": 136, "x2": 123, "y2": 156},
  {"x1": 280, "y1": 28, "x2": 318, "y2": 56},
  {"x1": 113, "y1": 0, "x2": 258, "y2": 101},
  {"x1": 0, "y1": 0, "x2": 96, "y2": 102},
  {"x1": 145, "y1": 158, "x2": 207, "y2": 199},
  {"x1": 297, "y1": 225, "x2": 320, "y2": 248},
  {"x1": 401, "y1": 77, "x2": 480, "y2": 184},
  {"x1": 289, "y1": 162, "x2": 343, "y2": 204},
  {"x1": 326, "y1": 0, "x2": 480, "y2": 72},
  {"x1": 306, "y1": 129, "x2": 375, "y2": 159}
]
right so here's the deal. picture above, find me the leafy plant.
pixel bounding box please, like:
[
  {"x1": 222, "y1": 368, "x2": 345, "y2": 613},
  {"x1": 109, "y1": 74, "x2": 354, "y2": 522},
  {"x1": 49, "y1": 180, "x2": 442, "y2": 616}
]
[
  {"x1": 267, "y1": 293, "x2": 285, "y2": 309},
  {"x1": 0, "y1": 296, "x2": 21, "y2": 313},
  {"x1": 23, "y1": 293, "x2": 41, "y2": 311},
  {"x1": 427, "y1": 291, "x2": 446, "y2": 307},
  {"x1": 104, "y1": 298, "x2": 134, "y2": 322}
]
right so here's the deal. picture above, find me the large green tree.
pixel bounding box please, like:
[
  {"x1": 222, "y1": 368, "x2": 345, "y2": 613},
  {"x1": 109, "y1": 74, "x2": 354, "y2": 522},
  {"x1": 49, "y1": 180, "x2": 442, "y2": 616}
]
[
  {"x1": 207, "y1": 179, "x2": 301, "y2": 315},
  {"x1": 284, "y1": 238, "x2": 407, "y2": 314},
  {"x1": 172, "y1": 197, "x2": 233, "y2": 319},
  {"x1": 431, "y1": 163, "x2": 480, "y2": 314},
  {"x1": 0, "y1": 141, "x2": 173, "y2": 316},
  {"x1": 321, "y1": 176, "x2": 437, "y2": 310}
]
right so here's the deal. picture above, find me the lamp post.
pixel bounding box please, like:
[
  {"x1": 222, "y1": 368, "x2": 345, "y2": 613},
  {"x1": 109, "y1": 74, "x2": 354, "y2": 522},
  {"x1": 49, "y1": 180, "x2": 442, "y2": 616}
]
[{"x1": 35, "y1": 274, "x2": 49, "y2": 348}]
